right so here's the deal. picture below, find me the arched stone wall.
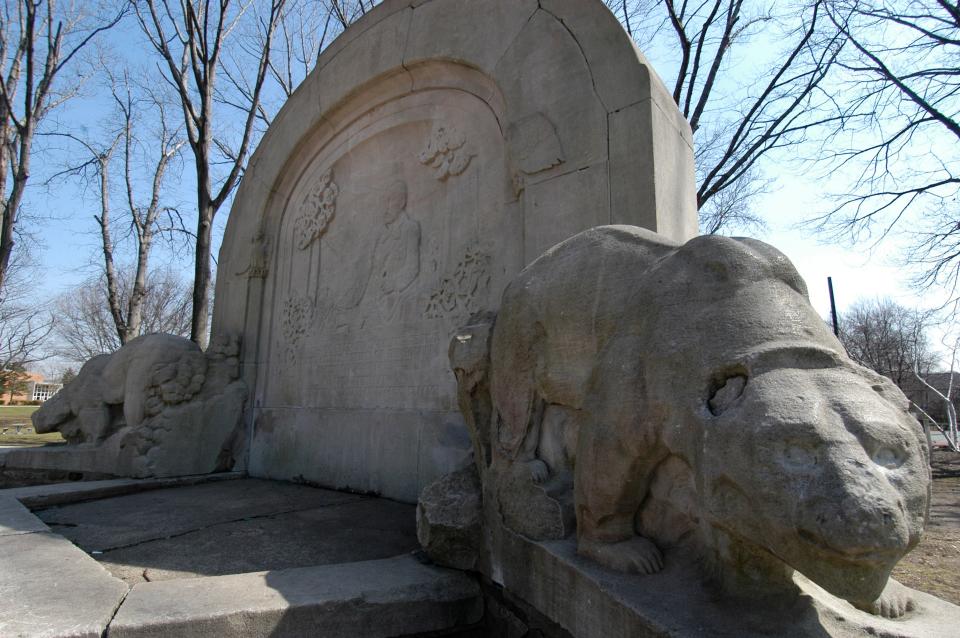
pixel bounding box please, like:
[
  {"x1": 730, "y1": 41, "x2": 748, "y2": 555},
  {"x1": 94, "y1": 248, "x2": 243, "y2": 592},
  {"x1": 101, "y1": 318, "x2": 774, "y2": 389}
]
[{"x1": 212, "y1": 0, "x2": 697, "y2": 502}]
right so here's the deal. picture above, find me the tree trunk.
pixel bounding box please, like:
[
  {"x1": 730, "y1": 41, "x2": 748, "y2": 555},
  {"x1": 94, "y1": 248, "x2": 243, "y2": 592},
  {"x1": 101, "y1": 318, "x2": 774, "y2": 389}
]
[
  {"x1": 0, "y1": 199, "x2": 14, "y2": 294},
  {"x1": 191, "y1": 200, "x2": 213, "y2": 349},
  {"x1": 1, "y1": 142, "x2": 32, "y2": 294},
  {"x1": 126, "y1": 232, "x2": 152, "y2": 342}
]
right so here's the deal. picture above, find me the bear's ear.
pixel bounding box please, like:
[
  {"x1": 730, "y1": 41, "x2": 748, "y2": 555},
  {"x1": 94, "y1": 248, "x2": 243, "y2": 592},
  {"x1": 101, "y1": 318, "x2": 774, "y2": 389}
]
[{"x1": 708, "y1": 374, "x2": 747, "y2": 416}]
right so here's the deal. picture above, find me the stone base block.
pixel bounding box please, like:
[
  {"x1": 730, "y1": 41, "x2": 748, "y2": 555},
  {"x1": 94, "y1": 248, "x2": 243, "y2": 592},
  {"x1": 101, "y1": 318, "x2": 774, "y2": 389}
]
[
  {"x1": 489, "y1": 533, "x2": 960, "y2": 638},
  {"x1": 417, "y1": 465, "x2": 483, "y2": 570}
]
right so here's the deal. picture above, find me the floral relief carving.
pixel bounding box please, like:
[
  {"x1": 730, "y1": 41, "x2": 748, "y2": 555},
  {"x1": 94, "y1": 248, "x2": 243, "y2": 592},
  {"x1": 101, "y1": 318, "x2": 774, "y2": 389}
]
[
  {"x1": 426, "y1": 248, "x2": 491, "y2": 320},
  {"x1": 293, "y1": 168, "x2": 339, "y2": 250},
  {"x1": 280, "y1": 295, "x2": 315, "y2": 361},
  {"x1": 419, "y1": 124, "x2": 474, "y2": 181}
]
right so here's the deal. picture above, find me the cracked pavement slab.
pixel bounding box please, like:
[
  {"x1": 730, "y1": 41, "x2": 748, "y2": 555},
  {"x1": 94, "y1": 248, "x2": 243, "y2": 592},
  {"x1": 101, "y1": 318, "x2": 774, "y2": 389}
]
[{"x1": 34, "y1": 478, "x2": 419, "y2": 585}]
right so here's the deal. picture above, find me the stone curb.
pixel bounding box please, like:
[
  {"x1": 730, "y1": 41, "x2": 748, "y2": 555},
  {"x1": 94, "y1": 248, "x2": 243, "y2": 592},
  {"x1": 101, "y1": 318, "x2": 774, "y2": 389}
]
[
  {"x1": 108, "y1": 554, "x2": 482, "y2": 638},
  {"x1": 2, "y1": 471, "x2": 243, "y2": 509},
  {"x1": 0, "y1": 532, "x2": 128, "y2": 638}
]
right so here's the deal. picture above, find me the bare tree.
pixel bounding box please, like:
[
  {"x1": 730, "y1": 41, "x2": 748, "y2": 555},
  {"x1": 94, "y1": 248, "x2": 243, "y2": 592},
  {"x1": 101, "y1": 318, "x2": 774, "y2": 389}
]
[
  {"x1": 837, "y1": 297, "x2": 936, "y2": 388},
  {"x1": 0, "y1": 254, "x2": 54, "y2": 377},
  {"x1": 697, "y1": 164, "x2": 770, "y2": 235},
  {"x1": 812, "y1": 1, "x2": 960, "y2": 299},
  {"x1": 134, "y1": 0, "x2": 287, "y2": 348},
  {"x1": 912, "y1": 337, "x2": 960, "y2": 452},
  {"x1": 606, "y1": 0, "x2": 845, "y2": 233},
  {"x1": 0, "y1": 0, "x2": 127, "y2": 295},
  {"x1": 53, "y1": 267, "x2": 192, "y2": 363},
  {"x1": 237, "y1": 0, "x2": 356, "y2": 129},
  {"x1": 260, "y1": 0, "x2": 370, "y2": 104},
  {"x1": 51, "y1": 67, "x2": 186, "y2": 346},
  {"x1": 325, "y1": 0, "x2": 377, "y2": 30},
  {"x1": 0, "y1": 300, "x2": 52, "y2": 370}
]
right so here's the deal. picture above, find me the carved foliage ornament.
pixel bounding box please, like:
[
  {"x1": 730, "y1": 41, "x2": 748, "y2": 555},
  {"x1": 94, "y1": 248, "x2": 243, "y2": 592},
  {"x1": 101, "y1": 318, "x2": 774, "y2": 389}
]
[
  {"x1": 426, "y1": 248, "x2": 491, "y2": 320},
  {"x1": 280, "y1": 295, "x2": 315, "y2": 360},
  {"x1": 294, "y1": 168, "x2": 339, "y2": 250},
  {"x1": 419, "y1": 124, "x2": 474, "y2": 181}
]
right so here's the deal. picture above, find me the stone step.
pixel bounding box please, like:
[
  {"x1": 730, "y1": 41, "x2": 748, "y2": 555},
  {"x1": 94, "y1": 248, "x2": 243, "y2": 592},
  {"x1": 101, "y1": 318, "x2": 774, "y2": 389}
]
[
  {"x1": 108, "y1": 555, "x2": 483, "y2": 638},
  {"x1": 0, "y1": 530, "x2": 128, "y2": 638},
  {"x1": 1, "y1": 471, "x2": 243, "y2": 508},
  {"x1": 107, "y1": 554, "x2": 482, "y2": 638}
]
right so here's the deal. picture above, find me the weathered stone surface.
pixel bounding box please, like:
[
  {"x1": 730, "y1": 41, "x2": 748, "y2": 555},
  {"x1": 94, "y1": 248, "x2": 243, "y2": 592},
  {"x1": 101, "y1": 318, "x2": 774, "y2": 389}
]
[
  {"x1": 3, "y1": 334, "x2": 246, "y2": 481},
  {"x1": 417, "y1": 465, "x2": 483, "y2": 570},
  {"x1": 491, "y1": 534, "x2": 960, "y2": 638},
  {"x1": 0, "y1": 495, "x2": 48, "y2": 536},
  {"x1": 449, "y1": 315, "x2": 496, "y2": 476},
  {"x1": 442, "y1": 224, "x2": 934, "y2": 624},
  {"x1": 1, "y1": 472, "x2": 241, "y2": 509},
  {"x1": 404, "y1": 0, "x2": 538, "y2": 74},
  {"x1": 108, "y1": 555, "x2": 482, "y2": 638},
  {"x1": 32, "y1": 479, "x2": 418, "y2": 586},
  {"x1": 609, "y1": 100, "x2": 698, "y2": 242},
  {"x1": 0, "y1": 532, "x2": 128, "y2": 638},
  {"x1": 496, "y1": 466, "x2": 574, "y2": 543},
  {"x1": 96, "y1": 496, "x2": 419, "y2": 585},
  {"x1": 211, "y1": 0, "x2": 697, "y2": 503},
  {"x1": 36, "y1": 478, "x2": 366, "y2": 552}
]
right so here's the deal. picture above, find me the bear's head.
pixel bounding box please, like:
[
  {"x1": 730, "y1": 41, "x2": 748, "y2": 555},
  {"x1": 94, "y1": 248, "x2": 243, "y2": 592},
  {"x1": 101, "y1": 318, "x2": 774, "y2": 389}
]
[{"x1": 641, "y1": 235, "x2": 930, "y2": 606}]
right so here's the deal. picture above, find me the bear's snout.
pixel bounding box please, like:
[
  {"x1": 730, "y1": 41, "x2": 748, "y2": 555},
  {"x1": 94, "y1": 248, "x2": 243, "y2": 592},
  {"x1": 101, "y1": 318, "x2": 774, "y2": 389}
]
[{"x1": 802, "y1": 460, "x2": 914, "y2": 565}]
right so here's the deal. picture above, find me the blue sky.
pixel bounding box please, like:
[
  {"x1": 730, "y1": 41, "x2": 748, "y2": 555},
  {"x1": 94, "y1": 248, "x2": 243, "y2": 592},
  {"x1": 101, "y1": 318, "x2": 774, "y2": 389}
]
[{"x1": 19, "y1": 2, "x2": 958, "y2": 371}]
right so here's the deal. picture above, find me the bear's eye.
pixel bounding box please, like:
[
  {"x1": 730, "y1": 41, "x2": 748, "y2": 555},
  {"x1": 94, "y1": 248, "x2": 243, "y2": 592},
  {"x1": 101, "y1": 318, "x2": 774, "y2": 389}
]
[
  {"x1": 872, "y1": 447, "x2": 905, "y2": 469},
  {"x1": 708, "y1": 374, "x2": 747, "y2": 415}
]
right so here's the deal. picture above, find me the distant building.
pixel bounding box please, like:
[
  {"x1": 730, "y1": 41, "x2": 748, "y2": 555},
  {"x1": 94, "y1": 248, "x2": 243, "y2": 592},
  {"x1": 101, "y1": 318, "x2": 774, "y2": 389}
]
[
  {"x1": 0, "y1": 372, "x2": 62, "y2": 405},
  {"x1": 29, "y1": 381, "x2": 62, "y2": 402},
  {"x1": 902, "y1": 372, "x2": 960, "y2": 426}
]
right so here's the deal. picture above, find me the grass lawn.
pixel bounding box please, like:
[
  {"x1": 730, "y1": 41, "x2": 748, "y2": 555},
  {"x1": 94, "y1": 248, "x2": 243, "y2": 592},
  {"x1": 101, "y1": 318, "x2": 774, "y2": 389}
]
[
  {"x1": 0, "y1": 405, "x2": 39, "y2": 419},
  {"x1": 0, "y1": 405, "x2": 64, "y2": 446}
]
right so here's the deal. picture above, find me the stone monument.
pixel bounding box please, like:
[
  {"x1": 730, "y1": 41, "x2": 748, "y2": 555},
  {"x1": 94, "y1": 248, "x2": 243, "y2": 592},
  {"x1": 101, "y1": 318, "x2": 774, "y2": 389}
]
[
  {"x1": 210, "y1": 0, "x2": 697, "y2": 503},
  {"x1": 4, "y1": 1, "x2": 957, "y2": 635}
]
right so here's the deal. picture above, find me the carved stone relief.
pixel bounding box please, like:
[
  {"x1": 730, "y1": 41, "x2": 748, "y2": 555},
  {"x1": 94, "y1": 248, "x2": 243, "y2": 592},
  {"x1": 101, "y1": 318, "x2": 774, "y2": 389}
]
[
  {"x1": 508, "y1": 113, "x2": 565, "y2": 175},
  {"x1": 368, "y1": 180, "x2": 421, "y2": 322},
  {"x1": 236, "y1": 227, "x2": 270, "y2": 279},
  {"x1": 426, "y1": 247, "x2": 491, "y2": 321},
  {"x1": 314, "y1": 179, "x2": 423, "y2": 328},
  {"x1": 419, "y1": 124, "x2": 474, "y2": 180},
  {"x1": 508, "y1": 113, "x2": 565, "y2": 197},
  {"x1": 293, "y1": 169, "x2": 339, "y2": 250},
  {"x1": 280, "y1": 295, "x2": 315, "y2": 361},
  {"x1": 253, "y1": 85, "x2": 512, "y2": 500}
]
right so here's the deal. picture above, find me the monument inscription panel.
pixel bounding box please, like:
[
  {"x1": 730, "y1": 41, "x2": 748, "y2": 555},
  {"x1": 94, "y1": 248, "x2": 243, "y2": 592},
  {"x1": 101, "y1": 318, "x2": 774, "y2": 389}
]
[
  {"x1": 263, "y1": 91, "x2": 511, "y2": 410},
  {"x1": 250, "y1": 85, "x2": 519, "y2": 499}
]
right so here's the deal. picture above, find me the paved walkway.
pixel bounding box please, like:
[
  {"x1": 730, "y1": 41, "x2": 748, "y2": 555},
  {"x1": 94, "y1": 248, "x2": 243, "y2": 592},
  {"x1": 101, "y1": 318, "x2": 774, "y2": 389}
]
[
  {"x1": 36, "y1": 478, "x2": 420, "y2": 584},
  {"x1": 1, "y1": 475, "x2": 480, "y2": 637}
]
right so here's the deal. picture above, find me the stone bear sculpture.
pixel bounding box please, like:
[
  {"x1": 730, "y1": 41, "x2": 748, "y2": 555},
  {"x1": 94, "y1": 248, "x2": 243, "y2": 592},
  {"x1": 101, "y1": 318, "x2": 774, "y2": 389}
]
[
  {"x1": 465, "y1": 225, "x2": 929, "y2": 619},
  {"x1": 33, "y1": 334, "x2": 204, "y2": 444},
  {"x1": 31, "y1": 333, "x2": 245, "y2": 478}
]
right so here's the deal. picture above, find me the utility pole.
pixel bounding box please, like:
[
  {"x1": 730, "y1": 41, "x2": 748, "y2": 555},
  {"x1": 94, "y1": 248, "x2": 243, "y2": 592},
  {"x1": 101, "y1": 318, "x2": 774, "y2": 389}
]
[{"x1": 828, "y1": 277, "x2": 839, "y2": 337}]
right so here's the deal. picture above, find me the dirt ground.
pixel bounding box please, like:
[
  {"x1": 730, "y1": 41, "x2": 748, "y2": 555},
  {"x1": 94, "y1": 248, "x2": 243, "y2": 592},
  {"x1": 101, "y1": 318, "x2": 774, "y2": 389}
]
[{"x1": 892, "y1": 448, "x2": 960, "y2": 605}]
